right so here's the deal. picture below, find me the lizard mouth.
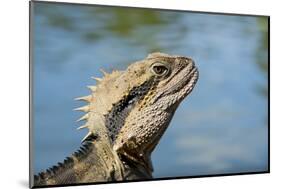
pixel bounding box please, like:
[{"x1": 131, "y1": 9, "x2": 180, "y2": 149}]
[
  {"x1": 165, "y1": 64, "x2": 199, "y2": 99},
  {"x1": 181, "y1": 66, "x2": 199, "y2": 97}
]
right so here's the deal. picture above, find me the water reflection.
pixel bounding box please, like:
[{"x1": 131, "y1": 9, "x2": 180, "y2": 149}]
[
  {"x1": 35, "y1": 3, "x2": 185, "y2": 53},
  {"x1": 32, "y1": 2, "x2": 268, "y2": 178}
]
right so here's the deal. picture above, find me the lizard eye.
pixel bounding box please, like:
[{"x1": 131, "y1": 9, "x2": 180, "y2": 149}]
[{"x1": 151, "y1": 63, "x2": 169, "y2": 76}]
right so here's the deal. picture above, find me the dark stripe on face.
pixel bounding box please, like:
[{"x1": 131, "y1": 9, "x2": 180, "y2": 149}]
[{"x1": 105, "y1": 79, "x2": 156, "y2": 142}]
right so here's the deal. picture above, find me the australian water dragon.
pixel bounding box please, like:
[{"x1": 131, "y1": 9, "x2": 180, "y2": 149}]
[{"x1": 33, "y1": 52, "x2": 199, "y2": 187}]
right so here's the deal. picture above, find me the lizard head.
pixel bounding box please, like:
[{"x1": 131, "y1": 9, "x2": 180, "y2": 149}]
[{"x1": 112, "y1": 52, "x2": 199, "y2": 172}]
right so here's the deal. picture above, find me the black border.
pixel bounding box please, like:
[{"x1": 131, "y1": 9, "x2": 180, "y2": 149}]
[
  {"x1": 29, "y1": 1, "x2": 33, "y2": 188},
  {"x1": 29, "y1": 0, "x2": 270, "y2": 188},
  {"x1": 268, "y1": 16, "x2": 270, "y2": 173}
]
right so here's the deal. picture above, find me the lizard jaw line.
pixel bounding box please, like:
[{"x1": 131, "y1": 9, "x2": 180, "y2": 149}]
[{"x1": 180, "y1": 67, "x2": 199, "y2": 98}]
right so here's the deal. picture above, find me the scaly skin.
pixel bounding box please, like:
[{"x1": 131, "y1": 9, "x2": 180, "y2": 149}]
[{"x1": 33, "y1": 52, "x2": 199, "y2": 187}]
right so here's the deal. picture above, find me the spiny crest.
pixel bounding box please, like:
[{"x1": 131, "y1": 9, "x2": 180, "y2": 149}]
[
  {"x1": 77, "y1": 124, "x2": 87, "y2": 130},
  {"x1": 87, "y1": 86, "x2": 97, "y2": 92},
  {"x1": 72, "y1": 142, "x2": 93, "y2": 159},
  {"x1": 74, "y1": 105, "x2": 90, "y2": 112},
  {"x1": 74, "y1": 95, "x2": 92, "y2": 102},
  {"x1": 34, "y1": 156, "x2": 74, "y2": 181},
  {"x1": 74, "y1": 69, "x2": 123, "y2": 143},
  {"x1": 100, "y1": 69, "x2": 109, "y2": 76},
  {"x1": 76, "y1": 113, "x2": 89, "y2": 122},
  {"x1": 34, "y1": 142, "x2": 94, "y2": 182},
  {"x1": 74, "y1": 66, "x2": 148, "y2": 142},
  {"x1": 81, "y1": 132, "x2": 92, "y2": 143},
  {"x1": 74, "y1": 96, "x2": 92, "y2": 142}
]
